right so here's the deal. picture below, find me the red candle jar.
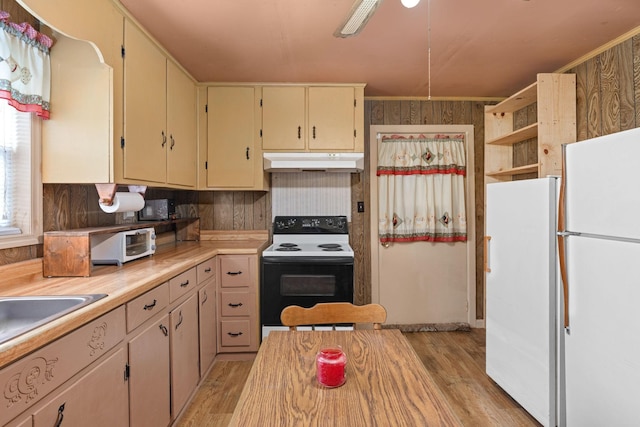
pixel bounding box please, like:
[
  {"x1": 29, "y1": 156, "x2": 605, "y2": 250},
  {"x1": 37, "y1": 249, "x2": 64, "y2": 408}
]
[{"x1": 316, "y1": 346, "x2": 346, "y2": 388}]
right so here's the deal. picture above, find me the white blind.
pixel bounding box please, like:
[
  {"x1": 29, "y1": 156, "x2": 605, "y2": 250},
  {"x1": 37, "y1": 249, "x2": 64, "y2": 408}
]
[{"x1": 0, "y1": 100, "x2": 32, "y2": 235}]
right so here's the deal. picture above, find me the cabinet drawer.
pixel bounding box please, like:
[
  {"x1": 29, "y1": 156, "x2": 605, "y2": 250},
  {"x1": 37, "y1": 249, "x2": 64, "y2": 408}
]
[
  {"x1": 126, "y1": 282, "x2": 169, "y2": 332},
  {"x1": 219, "y1": 291, "x2": 253, "y2": 317},
  {"x1": 197, "y1": 257, "x2": 216, "y2": 285},
  {"x1": 219, "y1": 255, "x2": 252, "y2": 288},
  {"x1": 0, "y1": 307, "x2": 125, "y2": 426},
  {"x1": 169, "y1": 267, "x2": 197, "y2": 302},
  {"x1": 220, "y1": 319, "x2": 251, "y2": 347},
  {"x1": 32, "y1": 348, "x2": 129, "y2": 427}
]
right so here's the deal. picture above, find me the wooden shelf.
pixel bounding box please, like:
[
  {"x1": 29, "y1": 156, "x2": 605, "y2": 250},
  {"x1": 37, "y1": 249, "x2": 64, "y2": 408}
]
[
  {"x1": 43, "y1": 218, "x2": 200, "y2": 277},
  {"x1": 486, "y1": 163, "x2": 539, "y2": 177},
  {"x1": 486, "y1": 123, "x2": 538, "y2": 146},
  {"x1": 485, "y1": 73, "x2": 576, "y2": 183},
  {"x1": 485, "y1": 81, "x2": 537, "y2": 114}
]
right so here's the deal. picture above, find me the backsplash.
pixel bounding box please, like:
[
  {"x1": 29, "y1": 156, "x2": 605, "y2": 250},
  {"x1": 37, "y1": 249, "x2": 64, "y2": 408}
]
[{"x1": 271, "y1": 172, "x2": 351, "y2": 220}]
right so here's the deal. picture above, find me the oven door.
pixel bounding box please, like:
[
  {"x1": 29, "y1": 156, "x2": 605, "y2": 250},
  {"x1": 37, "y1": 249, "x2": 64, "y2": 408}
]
[{"x1": 260, "y1": 256, "x2": 354, "y2": 326}]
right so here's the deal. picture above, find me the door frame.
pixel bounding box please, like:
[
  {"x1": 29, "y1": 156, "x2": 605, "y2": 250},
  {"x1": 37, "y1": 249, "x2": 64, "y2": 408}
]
[{"x1": 369, "y1": 125, "x2": 478, "y2": 327}]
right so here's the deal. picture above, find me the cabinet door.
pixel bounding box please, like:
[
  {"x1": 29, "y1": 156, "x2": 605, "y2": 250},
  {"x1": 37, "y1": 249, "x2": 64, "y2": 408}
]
[
  {"x1": 166, "y1": 60, "x2": 197, "y2": 187},
  {"x1": 33, "y1": 349, "x2": 129, "y2": 427},
  {"x1": 128, "y1": 315, "x2": 171, "y2": 427},
  {"x1": 308, "y1": 87, "x2": 355, "y2": 151},
  {"x1": 207, "y1": 86, "x2": 257, "y2": 187},
  {"x1": 199, "y1": 281, "x2": 217, "y2": 376},
  {"x1": 123, "y1": 20, "x2": 167, "y2": 183},
  {"x1": 262, "y1": 86, "x2": 306, "y2": 150},
  {"x1": 170, "y1": 294, "x2": 200, "y2": 418}
]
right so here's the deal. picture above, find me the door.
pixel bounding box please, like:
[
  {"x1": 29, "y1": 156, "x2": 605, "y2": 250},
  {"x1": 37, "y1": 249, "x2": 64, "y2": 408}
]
[
  {"x1": 166, "y1": 60, "x2": 197, "y2": 187},
  {"x1": 123, "y1": 19, "x2": 167, "y2": 183},
  {"x1": 308, "y1": 87, "x2": 354, "y2": 151},
  {"x1": 129, "y1": 315, "x2": 171, "y2": 427},
  {"x1": 485, "y1": 178, "x2": 557, "y2": 427},
  {"x1": 369, "y1": 125, "x2": 476, "y2": 325},
  {"x1": 207, "y1": 86, "x2": 256, "y2": 187},
  {"x1": 262, "y1": 86, "x2": 306, "y2": 150},
  {"x1": 170, "y1": 294, "x2": 200, "y2": 418}
]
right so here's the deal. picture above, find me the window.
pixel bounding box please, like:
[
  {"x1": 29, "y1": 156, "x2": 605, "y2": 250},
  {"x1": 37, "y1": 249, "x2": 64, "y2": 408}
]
[{"x1": 0, "y1": 99, "x2": 42, "y2": 249}]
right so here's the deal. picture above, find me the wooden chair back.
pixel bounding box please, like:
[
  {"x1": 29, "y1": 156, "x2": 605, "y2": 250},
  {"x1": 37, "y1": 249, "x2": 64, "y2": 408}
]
[{"x1": 280, "y1": 302, "x2": 387, "y2": 330}]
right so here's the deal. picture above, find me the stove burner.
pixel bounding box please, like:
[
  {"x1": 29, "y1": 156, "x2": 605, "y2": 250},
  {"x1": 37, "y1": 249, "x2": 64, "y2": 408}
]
[
  {"x1": 318, "y1": 243, "x2": 341, "y2": 249},
  {"x1": 322, "y1": 247, "x2": 344, "y2": 252},
  {"x1": 276, "y1": 247, "x2": 301, "y2": 252},
  {"x1": 279, "y1": 243, "x2": 298, "y2": 248}
]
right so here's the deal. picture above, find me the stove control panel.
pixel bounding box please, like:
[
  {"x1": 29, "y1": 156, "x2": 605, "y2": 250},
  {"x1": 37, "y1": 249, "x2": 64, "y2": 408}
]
[{"x1": 273, "y1": 216, "x2": 348, "y2": 234}]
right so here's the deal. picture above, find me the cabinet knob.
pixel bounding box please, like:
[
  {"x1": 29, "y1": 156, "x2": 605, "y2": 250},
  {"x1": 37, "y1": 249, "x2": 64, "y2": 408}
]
[
  {"x1": 246, "y1": 147, "x2": 250, "y2": 160},
  {"x1": 170, "y1": 134, "x2": 175, "y2": 150},
  {"x1": 161, "y1": 131, "x2": 167, "y2": 147}
]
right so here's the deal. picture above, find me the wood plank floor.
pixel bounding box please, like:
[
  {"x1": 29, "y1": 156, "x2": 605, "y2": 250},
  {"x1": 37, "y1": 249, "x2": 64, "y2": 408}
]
[{"x1": 177, "y1": 329, "x2": 542, "y2": 427}]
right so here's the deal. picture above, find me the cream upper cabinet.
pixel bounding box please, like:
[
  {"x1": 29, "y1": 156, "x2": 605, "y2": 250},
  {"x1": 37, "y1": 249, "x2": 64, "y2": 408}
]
[
  {"x1": 166, "y1": 61, "x2": 197, "y2": 187},
  {"x1": 123, "y1": 19, "x2": 167, "y2": 183},
  {"x1": 206, "y1": 86, "x2": 268, "y2": 190},
  {"x1": 123, "y1": 20, "x2": 196, "y2": 188},
  {"x1": 38, "y1": 1, "x2": 123, "y2": 184},
  {"x1": 262, "y1": 86, "x2": 306, "y2": 150},
  {"x1": 261, "y1": 84, "x2": 365, "y2": 152},
  {"x1": 308, "y1": 86, "x2": 357, "y2": 151}
]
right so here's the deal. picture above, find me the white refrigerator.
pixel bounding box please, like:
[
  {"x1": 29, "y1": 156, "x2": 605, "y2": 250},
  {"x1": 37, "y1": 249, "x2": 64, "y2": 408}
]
[
  {"x1": 560, "y1": 127, "x2": 640, "y2": 426},
  {"x1": 486, "y1": 126, "x2": 640, "y2": 427}
]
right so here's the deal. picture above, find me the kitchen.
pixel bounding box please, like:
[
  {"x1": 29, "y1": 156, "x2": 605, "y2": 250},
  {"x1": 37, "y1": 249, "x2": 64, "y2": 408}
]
[{"x1": 1, "y1": 0, "x2": 640, "y2": 425}]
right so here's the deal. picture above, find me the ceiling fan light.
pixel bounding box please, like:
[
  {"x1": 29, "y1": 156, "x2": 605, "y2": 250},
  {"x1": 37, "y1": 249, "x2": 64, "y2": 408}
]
[
  {"x1": 401, "y1": 0, "x2": 420, "y2": 8},
  {"x1": 334, "y1": 0, "x2": 383, "y2": 38}
]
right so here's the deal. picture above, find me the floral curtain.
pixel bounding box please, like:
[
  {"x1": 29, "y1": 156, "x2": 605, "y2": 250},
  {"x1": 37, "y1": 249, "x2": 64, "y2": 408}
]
[
  {"x1": 377, "y1": 133, "x2": 467, "y2": 243},
  {"x1": 0, "y1": 11, "x2": 52, "y2": 119}
]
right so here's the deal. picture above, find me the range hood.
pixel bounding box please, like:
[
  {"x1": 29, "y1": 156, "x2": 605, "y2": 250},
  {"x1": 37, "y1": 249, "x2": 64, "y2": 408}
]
[{"x1": 263, "y1": 152, "x2": 364, "y2": 172}]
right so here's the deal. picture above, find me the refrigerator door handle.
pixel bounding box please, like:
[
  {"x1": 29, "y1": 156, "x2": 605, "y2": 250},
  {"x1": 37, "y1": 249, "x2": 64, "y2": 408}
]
[
  {"x1": 484, "y1": 236, "x2": 491, "y2": 272},
  {"x1": 558, "y1": 144, "x2": 570, "y2": 330}
]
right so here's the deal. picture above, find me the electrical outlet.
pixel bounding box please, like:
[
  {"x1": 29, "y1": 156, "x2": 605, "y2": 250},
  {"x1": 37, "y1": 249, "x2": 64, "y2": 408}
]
[{"x1": 357, "y1": 201, "x2": 365, "y2": 213}]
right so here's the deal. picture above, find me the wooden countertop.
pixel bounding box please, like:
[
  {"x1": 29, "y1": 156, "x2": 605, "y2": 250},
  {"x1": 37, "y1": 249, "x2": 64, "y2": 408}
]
[
  {"x1": 229, "y1": 329, "x2": 462, "y2": 426},
  {"x1": 0, "y1": 234, "x2": 269, "y2": 368}
]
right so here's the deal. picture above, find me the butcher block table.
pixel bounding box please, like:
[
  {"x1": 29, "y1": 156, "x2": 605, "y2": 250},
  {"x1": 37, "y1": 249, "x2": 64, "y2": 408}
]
[{"x1": 228, "y1": 329, "x2": 462, "y2": 426}]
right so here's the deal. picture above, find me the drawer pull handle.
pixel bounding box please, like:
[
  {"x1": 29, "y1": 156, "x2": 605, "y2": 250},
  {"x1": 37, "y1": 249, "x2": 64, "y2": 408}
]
[
  {"x1": 226, "y1": 271, "x2": 242, "y2": 276},
  {"x1": 204, "y1": 267, "x2": 212, "y2": 273},
  {"x1": 175, "y1": 312, "x2": 183, "y2": 330},
  {"x1": 227, "y1": 331, "x2": 243, "y2": 337},
  {"x1": 201, "y1": 291, "x2": 208, "y2": 305},
  {"x1": 180, "y1": 280, "x2": 190, "y2": 287},
  {"x1": 228, "y1": 302, "x2": 243, "y2": 308},
  {"x1": 159, "y1": 324, "x2": 168, "y2": 336},
  {"x1": 55, "y1": 403, "x2": 66, "y2": 427},
  {"x1": 143, "y1": 299, "x2": 157, "y2": 310}
]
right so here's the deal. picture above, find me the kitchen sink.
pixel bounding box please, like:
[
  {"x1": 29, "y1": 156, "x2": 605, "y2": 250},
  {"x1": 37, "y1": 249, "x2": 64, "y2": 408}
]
[{"x1": 0, "y1": 294, "x2": 108, "y2": 344}]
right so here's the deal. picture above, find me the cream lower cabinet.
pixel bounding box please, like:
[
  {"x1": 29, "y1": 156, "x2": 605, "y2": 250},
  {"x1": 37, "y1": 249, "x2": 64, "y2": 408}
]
[
  {"x1": 198, "y1": 280, "x2": 217, "y2": 376},
  {"x1": 169, "y1": 294, "x2": 200, "y2": 418},
  {"x1": 32, "y1": 349, "x2": 129, "y2": 427},
  {"x1": 0, "y1": 307, "x2": 126, "y2": 427},
  {"x1": 128, "y1": 314, "x2": 171, "y2": 427},
  {"x1": 217, "y1": 255, "x2": 259, "y2": 353}
]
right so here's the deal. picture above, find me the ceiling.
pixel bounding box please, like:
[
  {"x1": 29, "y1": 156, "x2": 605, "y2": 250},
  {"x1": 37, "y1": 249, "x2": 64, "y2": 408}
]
[{"x1": 118, "y1": 0, "x2": 640, "y2": 98}]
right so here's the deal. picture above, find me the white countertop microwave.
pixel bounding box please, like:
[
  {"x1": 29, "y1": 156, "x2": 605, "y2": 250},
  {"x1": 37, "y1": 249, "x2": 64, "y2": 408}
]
[{"x1": 91, "y1": 228, "x2": 156, "y2": 266}]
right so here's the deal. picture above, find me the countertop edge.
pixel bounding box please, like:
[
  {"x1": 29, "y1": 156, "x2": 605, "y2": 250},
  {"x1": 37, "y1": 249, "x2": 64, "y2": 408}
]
[{"x1": 0, "y1": 238, "x2": 269, "y2": 368}]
